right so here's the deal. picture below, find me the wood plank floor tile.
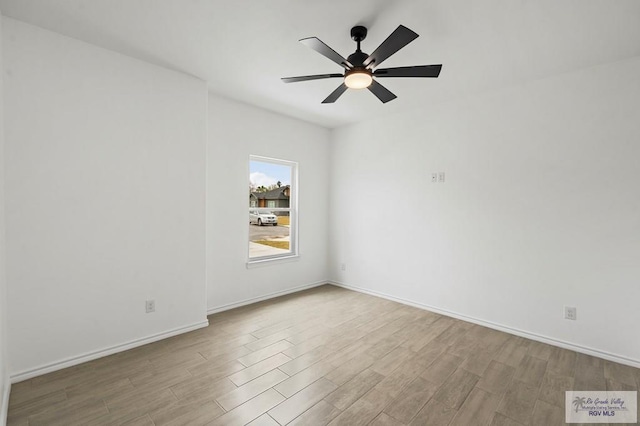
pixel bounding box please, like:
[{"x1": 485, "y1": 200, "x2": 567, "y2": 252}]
[
  {"x1": 513, "y1": 355, "x2": 547, "y2": 387},
  {"x1": 527, "y1": 341, "x2": 554, "y2": 361},
  {"x1": 432, "y1": 368, "x2": 479, "y2": 409},
  {"x1": 490, "y1": 412, "x2": 525, "y2": 426},
  {"x1": 324, "y1": 353, "x2": 375, "y2": 386},
  {"x1": 449, "y1": 387, "x2": 502, "y2": 426},
  {"x1": 7, "y1": 381, "x2": 67, "y2": 410},
  {"x1": 361, "y1": 334, "x2": 404, "y2": 361},
  {"x1": 169, "y1": 361, "x2": 245, "y2": 399},
  {"x1": 606, "y1": 377, "x2": 637, "y2": 392},
  {"x1": 530, "y1": 399, "x2": 564, "y2": 426},
  {"x1": 477, "y1": 360, "x2": 515, "y2": 395},
  {"x1": 328, "y1": 388, "x2": 393, "y2": 426},
  {"x1": 192, "y1": 346, "x2": 253, "y2": 373},
  {"x1": 227, "y1": 352, "x2": 291, "y2": 386},
  {"x1": 370, "y1": 412, "x2": 404, "y2": 426},
  {"x1": 167, "y1": 377, "x2": 237, "y2": 406},
  {"x1": 121, "y1": 414, "x2": 155, "y2": 426},
  {"x1": 573, "y1": 374, "x2": 607, "y2": 391},
  {"x1": 150, "y1": 399, "x2": 223, "y2": 426},
  {"x1": 496, "y1": 379, "x2": 540, "y2": 424},
  {"x1": 374, "y1": 356, "x2": 427, "y2": 400},
  {"x1": 274, "y1": 360, "x2": 335, "y2": 398},
  {"x1": 604, "y1": 360, "x2": 639, "y2": 387},
  {"x1": 412, "y1": 340, "x2": 447, "y2": 369},
  {"x1": 237, "y1": 340, "x2": 293, "y2": 367},
  {"x1": 129, "y1": 367, "x2": 192, "y2": 391},
  {"x1": 574, "y1": 353, "x2": 605, "y2": 381},
  {"x1": 148, "y1": 349, "x2": 206, "y2": 370},
  {"x1": 105, "y1": 388, "x2": 178, "y2": 423},
  {"x1": 408, "y1": 398, "x2": 458, "y2": 426},
  {"x1": 268, "y1": 378, "x2": 337, "y2": 425},
  {"x1": 282, "y1": 332, "x2": 337, "y2": 359},
  {"x1": 460, "y1": 350, "x2": 494, "y2": 376},
  {"x1": 288, "y1": 400, "x2": 342, "y2": 426},
  {"x1": 197, "y1": 334, "x2": 257, "y2": 360},
  {"x1": 383, "y1": 376, "x2": 439, "y2": 424},
  {"x1": 433, "y1": 323, "x2": 470, "y2": 347},
  {"x1": 216, "y1": 368, "x2": 289, "y2": 411},
  {"x1": 28, "y1": 397, "x2": 108, "y2": 426},
  {"x1": 402, "y1": 317, "x2": 455, "y2": 352},
  {"x1": 371, "y1": 346, "x2": 415, "y2": 376},
  {"x1": 538, "y1": 370, "x2": 574, "y2": 408},
  {"x1": 475, "y1": 328, "x2": 511, "y2": 355},
  {"x1": 65, "y1": 376, "x2": 133, "y2": 402},
  {"x1": 161, "y1": 401, "x2": 224, "y2": 426},
  {"x1": 494, "y1": 337, "x2": 530, "y2": 368},
  {"x1": 208, "y1": 389, "x2": 285, "y2": 426},
  {"x1": 547, "y1": 346, "x2": 577, "y2": 376},
  {"x1": 420, "y1": 352, "x2": 463, "y2": 385},
  {"x1": 283, "y1": 324, "x2": 333, "y2": 345},
  {"x1": 7, "y1": 389, "x2": 67, "y2": 417},
  {"x1": 6, "y1": 285, "x2": 640, "y2": 426},
  {"x1": 324, "y1": 368, "x2": 384, "y2": 410},
  {"x1": 446, "y1": 332, "x2": 481, "y2": 360},
  {"x1": 246, "y1": 413, "x2": 280, "y2": 426},
  {"x1": 278, "y1": 346, "x2": 333, "y2": 376},
  {"x1": 29, "y1": 363, "x2": 95, "y2": 389}
]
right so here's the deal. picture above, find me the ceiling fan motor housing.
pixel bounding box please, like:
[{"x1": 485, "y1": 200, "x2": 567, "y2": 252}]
[
  {"x1": 347, "y1": 51, "x2": 369, "y2": 68},
  {"x1": 350, "y1": 26, "x2": 367, "y2": 42}
]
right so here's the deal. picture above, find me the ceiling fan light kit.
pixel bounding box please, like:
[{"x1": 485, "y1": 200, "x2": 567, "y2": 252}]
[
  {"x1": 344, "y1": 70, "x2": 372, "y2": 89},
  {"x1": 282, "y1": 24, "x2": 442, "y2": 104}
]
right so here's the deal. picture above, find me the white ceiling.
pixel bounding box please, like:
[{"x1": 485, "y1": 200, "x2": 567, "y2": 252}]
[{"x1": 1, "y1": 0, "x2": 639, "y2": 128}]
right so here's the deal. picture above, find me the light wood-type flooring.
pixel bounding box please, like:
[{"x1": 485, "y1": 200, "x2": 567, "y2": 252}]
[{"x1": 7, "y1": 285, "x2": 640, "y2": 425}]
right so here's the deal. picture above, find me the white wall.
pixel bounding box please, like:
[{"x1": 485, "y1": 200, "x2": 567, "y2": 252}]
[
  {"x1": 0, "y1": 9, "x2": 10, "y2": 423},
  {"x1": 2, "y1": 18, "x2": 208, "y2": 378},
  {"x1": 329, "y1": 57, "x2": 640, "y2": 366},
  {"x1": 207, "y1": 94, "x2": 330, "y2": 311}
]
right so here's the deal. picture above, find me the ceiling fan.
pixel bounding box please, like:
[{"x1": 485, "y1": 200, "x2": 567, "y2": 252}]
[{"x1": 282, "y1": 25, "x2": 442, "y2": 104}]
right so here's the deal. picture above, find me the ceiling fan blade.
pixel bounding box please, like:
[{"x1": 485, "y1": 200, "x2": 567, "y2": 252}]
[
  {"x1": 368, "y1": 80, "x2": 397, "y2": 103},
  {"x1": 282, "y1": 74, "x2": 343, "y2": 83},
  {"x1": 363, "y1": 25, "x2": 418, "y2": 69},
  {"x1": 300, "y1": 37, "x2": 353, "y2": 69},
  {"x1": 374, "y1": 64, "x2": 442, "y2": 78},
  {"x1": 322, "y1": 83, "x2": 348, "y2": 104}
]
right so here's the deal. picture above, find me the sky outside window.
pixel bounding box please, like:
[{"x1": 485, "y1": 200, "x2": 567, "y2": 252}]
[{"x1": 250, "y1": 161, "x2": 291, "y2": 188}]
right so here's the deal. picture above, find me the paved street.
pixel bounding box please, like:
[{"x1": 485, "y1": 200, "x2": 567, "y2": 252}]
[{"x1": 249, "y1": 223, "x2": 289, "y2": 240}]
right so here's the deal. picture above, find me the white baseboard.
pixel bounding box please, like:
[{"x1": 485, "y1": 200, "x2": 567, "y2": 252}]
[
  {"x1": 10, "y1": 319, "x2": 209, "y2": 383},
  {"x1": 329, "y1": 280, "x2": 640, "y2": 369},
  {"x1": 208, "y1": 281, "x2": 327, "y2": 315},
  {"x1": 1, "y1": 378, "x2": 9, "y2": 426}
]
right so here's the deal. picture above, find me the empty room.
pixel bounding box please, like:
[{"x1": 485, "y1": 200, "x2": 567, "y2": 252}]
[{"x1": 0, "y1": 1, "x2": 639, "y2": 425}]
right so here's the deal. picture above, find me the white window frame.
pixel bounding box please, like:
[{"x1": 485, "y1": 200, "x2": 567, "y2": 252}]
[{"x1": 247, "y1": 155, "x2": 298, "y2": 267}]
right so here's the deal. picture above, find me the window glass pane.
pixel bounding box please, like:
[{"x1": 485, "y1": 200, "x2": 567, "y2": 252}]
[{"x1": 249, "y1": 159, "x2": 293, "y2": 259}]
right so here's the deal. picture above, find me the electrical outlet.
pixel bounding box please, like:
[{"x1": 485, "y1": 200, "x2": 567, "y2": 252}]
[
  {"x1": 340, "y1": 263, "x2": 346, "y2": 271},
  {"x1": 431, "y1": 173, "x2": 438, "y2": 183},
  {"x1": 564, "y1": 306, "x2": 576, "y2": 320},
  {"x1": 438, "y1": 172, "x2": 445, "y2": 182},
  {"x1": 146, "y1": 300, "x2": 155, "y2": 313}
]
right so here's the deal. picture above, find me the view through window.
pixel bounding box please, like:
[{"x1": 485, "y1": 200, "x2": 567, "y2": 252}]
[{"x1": 249, "y1": 156, "x2": 297, "y2": 260}]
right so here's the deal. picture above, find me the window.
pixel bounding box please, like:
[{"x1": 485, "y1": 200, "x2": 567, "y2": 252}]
[{"x1": 248, "y1": 156, "x2": 297, "y2": 262}]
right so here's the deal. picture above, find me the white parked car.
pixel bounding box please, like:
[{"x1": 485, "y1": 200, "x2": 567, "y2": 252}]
[{"x1": 249, "y1": 211, "x2": 278, "y2": 226}]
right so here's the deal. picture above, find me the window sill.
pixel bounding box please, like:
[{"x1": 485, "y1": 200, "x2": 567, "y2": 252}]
[{"x1": 246, "y1": 254, "x2": 300, "y2": 269}]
